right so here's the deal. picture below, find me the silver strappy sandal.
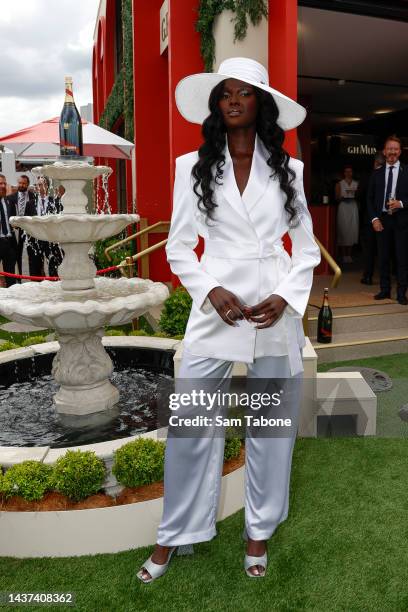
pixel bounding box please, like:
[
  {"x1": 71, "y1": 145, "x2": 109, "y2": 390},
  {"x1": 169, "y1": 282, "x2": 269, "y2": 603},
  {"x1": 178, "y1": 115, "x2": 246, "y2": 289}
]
[
  {"x1": 137, "y1": 544, "x2": 194, "y2": 584},
  {"x1": 242, "y1": 529, "x2": 267, "y2": 577},
  {"x1": 244, "y1": 552, "x2": 268, "y2": 578}
]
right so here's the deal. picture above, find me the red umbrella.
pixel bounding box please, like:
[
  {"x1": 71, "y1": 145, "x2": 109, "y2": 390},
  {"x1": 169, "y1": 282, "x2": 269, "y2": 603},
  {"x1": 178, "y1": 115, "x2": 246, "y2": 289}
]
[{"x1": 0, "y1": 117, "x2": 134, "y2": 160}]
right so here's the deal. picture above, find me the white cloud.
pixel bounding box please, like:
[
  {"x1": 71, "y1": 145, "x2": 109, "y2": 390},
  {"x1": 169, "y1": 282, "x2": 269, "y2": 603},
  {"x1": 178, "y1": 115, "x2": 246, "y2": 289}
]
[{"x1": 0, "y1": 0, "x2": 100, "y2": 134}]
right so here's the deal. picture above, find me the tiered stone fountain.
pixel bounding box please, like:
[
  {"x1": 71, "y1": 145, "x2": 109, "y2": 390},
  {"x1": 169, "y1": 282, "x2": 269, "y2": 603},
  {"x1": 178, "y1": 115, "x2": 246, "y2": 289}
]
[{"x1": 0, "y1": 160, "x2": 169, "y2": 416}]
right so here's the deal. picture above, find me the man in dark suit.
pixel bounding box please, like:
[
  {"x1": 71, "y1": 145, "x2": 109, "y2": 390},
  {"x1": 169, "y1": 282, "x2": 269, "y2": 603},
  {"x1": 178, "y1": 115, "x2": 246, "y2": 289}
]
[
  {"x1": 0, "y1": 173, "x2": 18, "y2": 287},
  {"x1": 367, "y1": 135, "x2": 408, "y2": 305},
  {"x1": 358, "y1": 152, "x2": 384, "y2": 285},
  {"x1": 7, "y1": 174, "x2": 39, "y2": 278}
]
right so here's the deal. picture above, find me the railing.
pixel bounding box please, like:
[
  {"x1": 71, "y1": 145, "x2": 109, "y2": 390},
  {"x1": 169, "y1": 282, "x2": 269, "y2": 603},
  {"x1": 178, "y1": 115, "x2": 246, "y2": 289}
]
[
  {"x1": 313, "y1": 236, "x2": 342, "y2": 289},
  {"x1": 104, "y1": 219, "x2": 170, "y2": 279},
  {"x1": 106, "y1": 221, "x2": 341, "y2": 336}
]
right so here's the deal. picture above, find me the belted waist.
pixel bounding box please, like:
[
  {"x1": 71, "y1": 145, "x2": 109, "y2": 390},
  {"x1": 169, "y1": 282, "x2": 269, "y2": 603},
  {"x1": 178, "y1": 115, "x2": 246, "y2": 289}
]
[{"x1": 204, "y1": 238, "x2": 286, "y2": 260}]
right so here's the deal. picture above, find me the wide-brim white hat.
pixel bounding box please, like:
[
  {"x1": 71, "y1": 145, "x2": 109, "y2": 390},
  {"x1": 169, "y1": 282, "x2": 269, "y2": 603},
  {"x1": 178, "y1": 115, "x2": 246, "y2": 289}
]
[{"x1": 175, "y1": 57, "x2": 306, "y2": 131}]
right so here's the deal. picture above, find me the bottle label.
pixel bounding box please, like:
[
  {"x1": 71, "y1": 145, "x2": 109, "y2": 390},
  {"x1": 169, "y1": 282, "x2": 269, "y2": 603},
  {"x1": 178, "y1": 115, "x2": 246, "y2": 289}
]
[{"x1": 319, "y1": 327, "x2": 332, "y2": 337}]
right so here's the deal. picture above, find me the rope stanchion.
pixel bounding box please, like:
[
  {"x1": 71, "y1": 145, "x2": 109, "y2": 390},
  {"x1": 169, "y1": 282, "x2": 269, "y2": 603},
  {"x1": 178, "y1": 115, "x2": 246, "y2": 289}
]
[{"x1": 0, "y1": 262, "x2": 133, "y2": 282}]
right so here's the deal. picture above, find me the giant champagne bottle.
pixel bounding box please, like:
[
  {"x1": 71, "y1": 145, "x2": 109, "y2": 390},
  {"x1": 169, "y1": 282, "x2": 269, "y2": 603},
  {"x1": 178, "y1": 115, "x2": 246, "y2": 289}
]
[
  {"x1": 59, "y1": 76, "x2": 83, "y2": 157},
  {"x1": 317, "y1": 288, "x2": 333, "y2": 343}
]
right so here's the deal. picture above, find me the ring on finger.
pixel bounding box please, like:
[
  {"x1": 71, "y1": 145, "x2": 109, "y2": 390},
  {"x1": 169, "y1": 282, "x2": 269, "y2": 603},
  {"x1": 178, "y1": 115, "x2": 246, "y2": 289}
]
[{"x1": 225, "y1": 308, "x2": 234, "y2": 322}]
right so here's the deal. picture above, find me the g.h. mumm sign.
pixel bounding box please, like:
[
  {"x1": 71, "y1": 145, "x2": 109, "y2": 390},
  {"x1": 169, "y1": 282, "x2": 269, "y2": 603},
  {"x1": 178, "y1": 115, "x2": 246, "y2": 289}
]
[{"x1": 160, "y1": 0, "x2": 168, "y2": 54}]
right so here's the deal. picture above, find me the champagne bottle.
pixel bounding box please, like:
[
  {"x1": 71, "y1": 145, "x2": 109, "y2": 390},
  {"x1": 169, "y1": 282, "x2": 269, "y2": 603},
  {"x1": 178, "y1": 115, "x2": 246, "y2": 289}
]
[
  {"x1": 59, "y1": 76, "x2": 83, "y2": 157},
  {"x1": 317, "y1": 287, "x2": 333, "y2": 343}
]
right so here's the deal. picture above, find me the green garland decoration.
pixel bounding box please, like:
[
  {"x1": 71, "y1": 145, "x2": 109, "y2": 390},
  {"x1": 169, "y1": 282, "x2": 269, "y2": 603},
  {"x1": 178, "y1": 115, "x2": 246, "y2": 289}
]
[
  {"x1": 98, "y1": 0, "x2": 134, "y2": 141},
  {"x1": 196, "y1": 0, "x2": 268, "y2": 72},
  {"x1": 98, "y1": 70, "x2": 124, "y2": 131},
  {"x1": 122, "y1": 0, "x2": 134, "y2": 141}
]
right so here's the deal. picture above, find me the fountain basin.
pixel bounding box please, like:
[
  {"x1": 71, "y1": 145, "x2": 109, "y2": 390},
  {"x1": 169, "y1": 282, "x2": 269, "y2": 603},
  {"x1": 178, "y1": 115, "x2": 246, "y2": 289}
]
[
  {"x1": 34, "y1": 161, "x2": 112, "y2": 182},
  {"x1": 0, "y1": 279, "x2": 170, "y2": 416},
  {"x1": 10, "y1": 214, "x2": 139, "y2": 243},
  {"x1": 0, "y1": 277, "x2": 169, "y2": 331}
]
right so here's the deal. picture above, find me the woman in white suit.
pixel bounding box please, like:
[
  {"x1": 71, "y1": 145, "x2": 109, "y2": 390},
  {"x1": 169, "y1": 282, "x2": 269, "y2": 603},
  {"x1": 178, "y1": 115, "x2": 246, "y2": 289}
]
[{"x1": 138, "y1": 57, "x2": 321, "y2": 582}]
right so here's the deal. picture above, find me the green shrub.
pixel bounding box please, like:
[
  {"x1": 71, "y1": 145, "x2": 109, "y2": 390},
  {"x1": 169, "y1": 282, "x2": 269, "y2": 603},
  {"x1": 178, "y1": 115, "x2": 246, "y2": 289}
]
[
  {"x1": 0, "y1": 341, "x2": 20, "y2": 352},
  {"x1": 1, "y1": 461, "x2": 53, "y2": 501},
  {"x1": 105, "y1": 329, "x2": 126, "y2": 336},
  {"x1": 158, "y1": 287, "x2": 192, "y2": 336},
  {"x1": 224, "y1": 438, "x2": 242, "y2": 462},
  {"x1": 128, "y1": 329, "x2": 149, "y2": 336},
  {"x1": 93, "y1": 235, "x2": 133, "y2": 270},
  {"x1": 112, "y1": 438, "x2": 165, "y2": 488},
  {"x1": 20, "y1": 335, "x2": 46, "y2": 347},
  {"x1": 51, "y1": 450, "x2": 106, "y2": 502}
]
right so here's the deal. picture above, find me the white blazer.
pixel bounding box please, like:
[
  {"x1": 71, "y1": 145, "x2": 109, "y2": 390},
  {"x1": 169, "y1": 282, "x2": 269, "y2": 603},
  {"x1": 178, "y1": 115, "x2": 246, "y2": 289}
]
[{"x1": 165, "y1": 133, "x2": 321, "y2": 376}]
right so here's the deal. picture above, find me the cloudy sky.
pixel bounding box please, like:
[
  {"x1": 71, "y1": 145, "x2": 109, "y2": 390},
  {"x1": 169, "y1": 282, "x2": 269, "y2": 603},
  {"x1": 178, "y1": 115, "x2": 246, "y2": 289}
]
[{"x1": 0, "y1": 0, "x2": 100, "y2": 135}]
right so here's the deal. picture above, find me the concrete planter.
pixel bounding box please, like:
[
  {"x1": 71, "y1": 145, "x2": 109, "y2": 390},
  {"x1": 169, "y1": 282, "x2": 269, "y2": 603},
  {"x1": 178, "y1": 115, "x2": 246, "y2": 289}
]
[{"x1": 0, "y1": 464, "x2": 244, "y2": 558}]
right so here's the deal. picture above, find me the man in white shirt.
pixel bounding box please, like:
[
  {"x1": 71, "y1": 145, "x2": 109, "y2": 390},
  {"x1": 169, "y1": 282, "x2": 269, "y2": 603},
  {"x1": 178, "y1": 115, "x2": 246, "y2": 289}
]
[
  {"x1": 367, "y1": 135, "x2": 408, "y2": 305},
  {"x1": 0, "y1": 173, "x2": 17, "y2": 287}
]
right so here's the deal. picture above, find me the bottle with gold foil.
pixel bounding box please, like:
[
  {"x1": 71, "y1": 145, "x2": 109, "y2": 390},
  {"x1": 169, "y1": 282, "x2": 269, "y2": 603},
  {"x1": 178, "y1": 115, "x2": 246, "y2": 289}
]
[
  {"x1": 317, "y1": 287, "x2": 332, "y2": 343},
  {"x1": 59, "y1": 76, "x2": 83, "y2": 157}
]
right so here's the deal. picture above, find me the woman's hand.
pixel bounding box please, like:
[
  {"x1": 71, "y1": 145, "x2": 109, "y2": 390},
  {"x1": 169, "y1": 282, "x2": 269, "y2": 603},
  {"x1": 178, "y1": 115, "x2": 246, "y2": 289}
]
[
  {"x1": 207, "y1": 287, "x2": 246, "y2": 327},
  {"x1": 243, "y1": 295, "x2": 287, "y2": 329}
]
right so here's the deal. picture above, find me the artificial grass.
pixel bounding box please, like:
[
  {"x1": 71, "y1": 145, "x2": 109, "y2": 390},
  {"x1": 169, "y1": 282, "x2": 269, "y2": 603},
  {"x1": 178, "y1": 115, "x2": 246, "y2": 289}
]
[
  {"x1": 1, "y1": 437, "x2": 407, "y2": 611},
  {"x1": 318, "y1": 352, "x2": 408, "y2": 377}
]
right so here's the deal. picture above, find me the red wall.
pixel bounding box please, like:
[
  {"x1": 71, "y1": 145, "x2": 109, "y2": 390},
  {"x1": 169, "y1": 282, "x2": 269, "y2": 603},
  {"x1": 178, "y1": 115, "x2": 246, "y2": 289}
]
[
  {"x1": 268, "y1": 0, "x2": 298, "y2": 255},
  {"x1": 268, "y1": 0, "x2": 298, "y2": 158},
  {"x1": 131, "y1": 0, "x2": 204, "y2": 282},
  {"x1": 132, "y1": 0, "x2": 171, "y2": 280}
]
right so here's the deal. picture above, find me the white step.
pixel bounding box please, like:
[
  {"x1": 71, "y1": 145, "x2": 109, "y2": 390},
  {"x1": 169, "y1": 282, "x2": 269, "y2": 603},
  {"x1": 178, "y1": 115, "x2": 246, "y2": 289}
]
[
  {"x1": 313, "y1": 328, "x2": 408, "y2": 363},
  {"x1": 308, "y1": 307, "x2": 408, "y2": 336}
]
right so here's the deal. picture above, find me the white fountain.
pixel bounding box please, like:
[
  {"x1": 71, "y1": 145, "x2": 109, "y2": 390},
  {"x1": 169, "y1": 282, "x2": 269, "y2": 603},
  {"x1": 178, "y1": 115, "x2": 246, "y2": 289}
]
[{"x1": 0, "y1": 160, "x2": 169, "y2": 416}]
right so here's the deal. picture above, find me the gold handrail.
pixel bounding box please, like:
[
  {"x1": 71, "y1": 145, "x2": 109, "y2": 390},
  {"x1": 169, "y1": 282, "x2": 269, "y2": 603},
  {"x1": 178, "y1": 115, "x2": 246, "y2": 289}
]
[
  {"x1": 313, "y1": 236, "x2": 342, "y2": 289},
  {"x1": 118, "y1": 234, "x2": 341, "y2": 288},
  {"x1": 104, "y1": 220, "x2": 170, "y2": 262},
  {"x1": 118, "y1": 239, "x2": 168, "y2": 277},
  {"x1": 116, "y1": 229, "x2": 341, "y2": 340},
  {"x1": 115, "y1": 231, "x2": 341, "y2": 284}
]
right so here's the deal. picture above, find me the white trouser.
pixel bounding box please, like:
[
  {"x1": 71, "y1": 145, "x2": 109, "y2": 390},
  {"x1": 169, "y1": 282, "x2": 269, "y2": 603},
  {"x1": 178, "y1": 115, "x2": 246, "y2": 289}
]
[{"x1": 156, "y1": 348, "x2": 303, "y2": 546}]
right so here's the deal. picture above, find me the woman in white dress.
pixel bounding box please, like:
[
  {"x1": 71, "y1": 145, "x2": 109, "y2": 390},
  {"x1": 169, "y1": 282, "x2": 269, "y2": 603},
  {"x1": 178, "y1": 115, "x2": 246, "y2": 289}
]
[
  {"x1": 137, "y1": 57, "x2": 320, "y2": 582},
  {"x1": 335, "y1": 166, "x2": 359, "y2": 263}
]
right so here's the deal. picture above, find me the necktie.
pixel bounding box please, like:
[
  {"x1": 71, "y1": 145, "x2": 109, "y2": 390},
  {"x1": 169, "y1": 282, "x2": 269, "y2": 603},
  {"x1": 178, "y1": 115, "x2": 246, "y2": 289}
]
[
  {"x1": 385, "y1": 166, "x2": 395, "y2": 207},
  {"x1": 41, "y1": 198, "x2": 45, "y2": 215},
  {"x1": 18, "y1": 193, "x2": 26, "y2": 215},
  {"x1": 0, "y1": 199, "x2": 9, "y2": 236}
]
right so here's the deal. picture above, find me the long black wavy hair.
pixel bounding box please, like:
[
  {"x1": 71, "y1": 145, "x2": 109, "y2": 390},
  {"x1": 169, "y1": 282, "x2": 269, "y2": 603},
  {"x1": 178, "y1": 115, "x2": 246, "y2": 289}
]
[{"x1": 191, "y1": 80, "x2": 300, "y2": 227}]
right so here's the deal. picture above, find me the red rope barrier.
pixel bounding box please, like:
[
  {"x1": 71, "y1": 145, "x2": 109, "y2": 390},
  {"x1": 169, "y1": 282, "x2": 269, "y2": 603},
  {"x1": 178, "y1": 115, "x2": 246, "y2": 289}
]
[
  {"x1": 0, "y1": 271, "x2": 58, "y2": 281},
  {"x1": 0, "y1": 264, "x2": 123, "y2": 282}
]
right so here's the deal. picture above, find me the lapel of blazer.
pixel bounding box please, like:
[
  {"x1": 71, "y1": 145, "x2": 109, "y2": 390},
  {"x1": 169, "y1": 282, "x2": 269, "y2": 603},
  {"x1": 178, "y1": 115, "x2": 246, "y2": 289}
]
[
  {"x1": 220, "y1": 133, "x2": 271, "y2": 223},
  {"x1": 243, "y1": 134, "x2": 271, "y2": 215},
  {"x1": 220, "y1": 138, "x2": 249, "y2": 223}
]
